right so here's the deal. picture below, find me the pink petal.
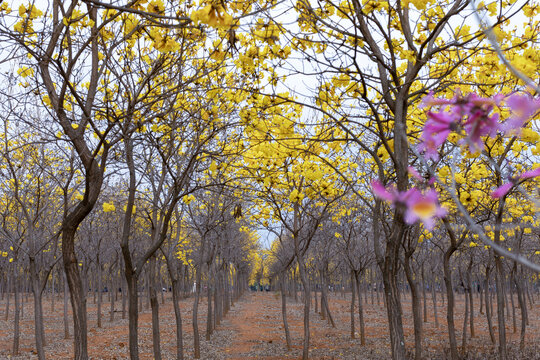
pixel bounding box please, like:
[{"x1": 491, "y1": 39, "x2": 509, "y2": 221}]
[
  {"x1": 371, "y1": 181, "x2": 395, "y2": 202},
  {"x1": 502, "y1": 94, "x2": 540, "y2": 133},
  {"x1": 420, "y1": 92, "x2": 454, "y2": 108},
  {"x1": 408, "y1": 167, "x2": 423, "y2": 181},
  {"x1": 519, "y1": 168, "x2": 540, "y2": 180},
  {"x1": 404, "y1": 208, "x2": 419, "y2": 225},
  {"x1": 491, "y1": 183, "x2": 513, "y2": 199}
]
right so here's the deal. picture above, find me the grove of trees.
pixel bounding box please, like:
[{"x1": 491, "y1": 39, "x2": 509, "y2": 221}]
[{"x1": 0, "y1": 0, "x2": 539, "y2": 359}]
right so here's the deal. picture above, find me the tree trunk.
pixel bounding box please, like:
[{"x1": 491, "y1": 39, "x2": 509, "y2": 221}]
[
  {"x1": 126, "y1": 271, "x2": 140, "y2": 360},
  {"x1": 297, "y1": 257, "x2": 311, "y2": 360},
  {"x1": 51, "y1": 271, "x2": 56, "y2": 313},
  {"x1": 421, "y1": 264, "x2": 427, "y2": 323},
  {"x1": 350, "y1": 272, "x2": 356, "y2": 339},
  {"x1": 381, "y1": 249, "x2": 406, "y2": 359},
  {"x1": 403, "y1": 253, "x2": 422, "y2": 360},
  {"x1": 431, "y1": 276, "x2": 439, "y2": 328},
  {"x1": 280, "y1": 277, "x2": 292, "y2": 351},
  {"x1": 149, "y1": 256, "x2": 162, "y2": 360},
  {"x1": 97, "y1": 263, "x2": 102, "y2": 328},
  {"x1": 193, "y1": 267, "x2": 202, "y2": 359},
  {"x1": 514, "y1": 273, "x2": 526, "y2": 351},
  {"x1": 64, "y1": 271, "x2": 70, "y2": 339},
  {"x1": 461, "y1": 280, "x2": 469, "y2": 353},
  {"x1": 206, "y1": 267, "x2": 213, "y2": 341},
  {"x1": 171, "y1": 278, "x2": 185, "y2": 360},
  {"x1": 29, "y1": 258, "x2": 46, "y2": 360},
  {"x1": 467, "y1": 269, "x2": 475, "y2": 338},
  {"x1": 12, "y1": 269, "x2": 20, "y2": 356},
  {"x1": 63, "y1": 227, "x2": 88, "y2": 360},
  {"x1": 355, "y1": 272, "x2": 366, "y2": 346},
  {"x1": 479, "y1": 278, "x2": 484, "y2": 315},
  {"x1": 110, "y1": 273, "x2": 115, "y2": 322},
  {"x1": 494, "y1": 255, "x2": 507, "y2": 360},
  {"x1": 485, "y1": 271, "x2": 496, "y2": 344},
  {"x1": 443, "y1": 248, "x2": 458, "y2": 360},
  {"x1": 4, "y1": 270, "x2": 10, "y2": 321},
  {"x1": 122, "y1": 277, "x2": 127, "y2": 320}
]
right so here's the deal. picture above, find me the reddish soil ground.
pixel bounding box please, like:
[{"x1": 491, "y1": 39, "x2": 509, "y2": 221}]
[{"x1": 0, "y1": 290, "x2": 539, "y2": 359}]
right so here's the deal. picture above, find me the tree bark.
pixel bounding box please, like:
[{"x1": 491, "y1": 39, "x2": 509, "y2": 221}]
[
  {"x1": 350, "y1": 272, "x2": 356, "y2": 339},
  {"x1": 126, "y1": 271, "x2": 140, "y2": 360},
  {"x1": 193, "y1": 267, "x2": 202, "y2": 359},
  {"x1": 64, "y1": 270, "x2": 70, "y2": 339},
  {"x1": 280, "y1": 277, "x2": 292, "y2": 351},
  {"x1": 171, "y1": 278, "x2": 185, "y2": 360},
  {"x1": 29, "y1": 258, "x2": 46, "y2": 360},
  {"x1": 443, "y1": 248, "x2": 458, "y2": 360},
  {"x1": 12, "y1": 268, "x2": 20, "y2": 356},
  {"x1": 149, "y1": 256, "x2": 162, "y2": 360},
  {"x1": 485, "y1": 269, "x2": 496, "y2": 344},
  {"x1": 63, "y1": 226, "x2": 88, "y2": 360},
  {"x1": 355, "y1": 272, "x2": 366, "y2": 346},
  {"x1": 403, "y1": 252, "x2": 422, "y2": 360},
  {"x1": 97, "y1": 262, "x2": 102, "y2": 328}
]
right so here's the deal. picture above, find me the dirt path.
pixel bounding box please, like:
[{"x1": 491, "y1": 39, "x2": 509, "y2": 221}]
[
  {"x1": 1, "y1": 291, "x2": 539, "y2": 359},
  {"x1": 223, "y1": 292, "x2": 294, "y2": 359}
]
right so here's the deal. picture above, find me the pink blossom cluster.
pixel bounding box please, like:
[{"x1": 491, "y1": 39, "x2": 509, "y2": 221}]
[
  {"x1": 371, "y1": 180, "x2": 446, "y2": 230},
  {"x1": 371, "y1": 91, "x2": 540, "y2": 230},
  {"x1": 417, "y1": 91, "x2": 540, "y2": 161},
  {"x1": 419, "y1": 91, "x2": 540, "y2": 199}
]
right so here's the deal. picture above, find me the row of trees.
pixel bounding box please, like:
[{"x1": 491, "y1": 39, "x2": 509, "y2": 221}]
[{"x1": 0, "y1": 0, "x2": 538, "y2": 359}]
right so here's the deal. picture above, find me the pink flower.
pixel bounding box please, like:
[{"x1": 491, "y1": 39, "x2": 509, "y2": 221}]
[
  {"x1": 462, "y1": 108, "x2": 499, "y2": 152},
  {"x1": 371, "y1": 181, "x2": 446, "y2": 230},
  {"x1": 501, "y1": 94, "x2": 540, "y2": 133},
  {"x1": 402, "y1": 188, "x2": 447, "y2": 230},
  {"x1": 417, "y1": 111, "x2": 457, "y2": 161},
  {"x1": 418, "y1": 91, "x2": 502, "y2": 158},
  {"x1": 491, "y1": 167, "x2": 540, "y2": 198}
]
